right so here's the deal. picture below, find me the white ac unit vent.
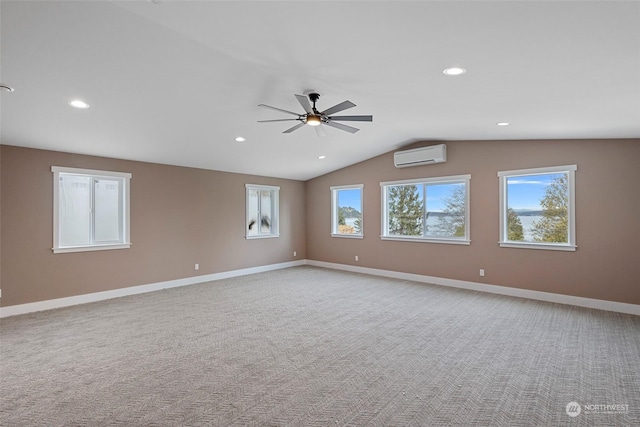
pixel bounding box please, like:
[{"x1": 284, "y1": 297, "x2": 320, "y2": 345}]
[{"x1": 394, "y1": 144, "x2": 447, "y2": 168}]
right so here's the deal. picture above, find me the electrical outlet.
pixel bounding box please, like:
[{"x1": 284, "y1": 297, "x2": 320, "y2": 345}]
[
  {"x1": 355, "y1": 255, "x2": 359, "y2": 262},
  {"x1": 195, "y1": 264, "x2": 199, "y2": 271},
  {"x1": 293, "y1": 251, "x2": 297, "y2": 257},
  {"x1": 479, "y1": 269, "x2": 485, "y2": 277}
]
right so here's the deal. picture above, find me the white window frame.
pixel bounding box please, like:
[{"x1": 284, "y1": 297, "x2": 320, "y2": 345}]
[
  {"x1": 380, "y1": 174, "x2": 471, "y2": 245},
  {"x1": 331, "y1": 184, "x2": 364, "y2": 239},
  {"x1": 52, "y1": 166, "x2": 131, "y2": 254},
  {"x1": 498, "y1": 165, "x2": 577, "y2": 251},
  {"x1": 245, "y1": 184, "x2": 279, "y2": 239}
]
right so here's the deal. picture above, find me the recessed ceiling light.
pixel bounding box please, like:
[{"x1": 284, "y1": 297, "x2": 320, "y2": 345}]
[
  {"x1": 69, "y1": 100, "x2": 90, "y2": 109},
  {"x1": 318, "y1": 155, "x2": 326, "y2": 160},
  {"x1": 0, "y1": 84, "x2": 14, "y2": 92},
  {"x1": 234, "y1": 136, "x2": 246, "y2": 142},
  {"x1": 496, "y1": 122, "x2": 510, "y2": 126},
  {"x1": 443, "y1": 67, "x2": 467, "y2": 76}
]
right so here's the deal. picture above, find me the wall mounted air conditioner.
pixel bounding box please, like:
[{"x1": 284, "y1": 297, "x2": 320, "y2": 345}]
[{"x1": 393, "y1": 144, "x2": 447, "y2": 168}]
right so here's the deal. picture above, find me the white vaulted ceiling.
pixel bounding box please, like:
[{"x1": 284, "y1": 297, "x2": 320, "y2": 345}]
[{"x1": 1, "y1": 1, "x2": 639, "y2": 180}]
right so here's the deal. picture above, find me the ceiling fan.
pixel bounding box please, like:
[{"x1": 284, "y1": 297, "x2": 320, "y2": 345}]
[{"x1": 258, "y1": 92, "x2": 372, "y2": 135}]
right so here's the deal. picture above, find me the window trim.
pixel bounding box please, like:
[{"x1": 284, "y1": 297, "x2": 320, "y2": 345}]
[
  {"x1": 330, "y1": 184, "x2": 364, "y2": 239},
  {"x1": 498, "y1": 165, "x2": 577, "y2": 251},
  {"x1": 380, "y1": 174, "x2": 471, "y2": 245},
  {"x1": 52, "y1": 166, "x2": 131, "y2": 254},
  {"x1": 245, "y1": 184, "x2": 280, "y2": 239}
]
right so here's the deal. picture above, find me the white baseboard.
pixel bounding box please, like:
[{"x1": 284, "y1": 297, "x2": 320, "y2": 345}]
[
  {"x1": 0, "y1": 260, "x2": 305, "y2": 318},
  {"x1": 2, "y1": 259, "x2": 638, "y2": 318},
  {"x1": 306, "y1": 260, "x2": 640, "y2": 316}
]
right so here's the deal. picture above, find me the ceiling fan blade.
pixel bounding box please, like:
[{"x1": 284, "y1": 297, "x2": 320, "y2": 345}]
[
  {"x1": 258, "y1": 119, "x2": 300, "y2": 123},
  {"x1": 327, "y1": 115, "x2": 373, "y2": 122},
  {"x1": 295, "y1": 94, "x2": 313, "y2": 114},
  {"x1": 321, "y1": 100, "x2": 356, "y2": 116},
  {"x1": 315, "y1": 125, "x2": 327, "y2": 137},
  {"x1": 324, "y1": 121, "x2": 359, "y2": 134},
  {"x1": 283, "y1": 122, "x2": 306, "y2": 133},
  {"x1": 258, "y1": 104, "x2": 300, "y2": 116}
]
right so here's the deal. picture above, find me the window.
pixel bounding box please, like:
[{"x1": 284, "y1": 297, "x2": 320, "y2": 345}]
[
  {"x1": 331, "y1": 185, "x2": 363, "y2": 238},
  {"x1": 381, "y1": 175, "x2": 470, "y2": 244},
  {"x1": 52, "y1": 166, "x2": 131, "y2": 253},
  {"x1": 246, "y1": 184, "x2": 279, "y2": 239},
  {"x1": 498, "y1": 165, "x2": 576, "y2": 251}
]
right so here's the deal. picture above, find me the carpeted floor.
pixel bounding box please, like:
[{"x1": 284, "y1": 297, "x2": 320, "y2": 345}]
[{"x1": 1, "y1": 266, "x2": 639, "y2": 426}]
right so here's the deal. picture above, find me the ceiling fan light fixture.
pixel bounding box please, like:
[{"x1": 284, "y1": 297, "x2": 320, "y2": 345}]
[{"x1": 306, "y1": 115, "x2": 322, "y2": 126}]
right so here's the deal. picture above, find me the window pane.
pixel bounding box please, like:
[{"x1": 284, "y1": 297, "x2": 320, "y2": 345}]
[
  {"x1": 94, "y1": 179, "x2": 121, "y2": 243},
  {"x1": 260, "y1": 190, "x2": 272, "y2": 233},
  {"x1": 247, "y1": 189, "x2": 259, "y2": 235},
  {"x1": 381, "y1": 176, "x2": 470, "y2": 243},
  {"x1": 246, "y1": 185, "x2": 279, "y2": 239},
  {"x1": 337, "y1": 188, "x2": 362, "y2": 234},
  {"x1": 506, "y1": 173, "x2": 568, "y2": 243},
  {"x1": 59, "y1": 175, "x2": 91, "y2": 246},
  {"x1": 425, "y1": 182, "x2": 466, "y2": 238},
  {"x1": 387, "y1": 184, "x2": 424, "y2": 236}
]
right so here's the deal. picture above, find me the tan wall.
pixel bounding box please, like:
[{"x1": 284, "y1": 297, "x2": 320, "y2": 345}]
[
  {"x1": 305, "y1": 139, "x2": 640, "y2": 305},
  {"x1": 0, "y1": 145, "x2": 2, "y2": 294},
  {"x1": 0, "y1": 145, "x2": 306, "y2": 307},
  {"x1": 3, "y1": 140, "x2": 639, "y2": 308}
]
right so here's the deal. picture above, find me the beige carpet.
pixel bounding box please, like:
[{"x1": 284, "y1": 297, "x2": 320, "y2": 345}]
[{"x1": 1, "y1": 266, "x2": 639, "y2": 426}]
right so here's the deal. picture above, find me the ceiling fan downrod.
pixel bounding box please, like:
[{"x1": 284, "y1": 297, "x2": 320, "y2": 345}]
[
  {"x1": 306, "y1": 93, "x2": 322, "y2": 125},
  {"x1": 308, "y1": 92, "x2": 320, "y2": 111}
]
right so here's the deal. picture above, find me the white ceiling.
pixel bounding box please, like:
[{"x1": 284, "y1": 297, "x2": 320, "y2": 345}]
[{"x1": 2, "y1": 1, "x2": 639, "y2": 181}]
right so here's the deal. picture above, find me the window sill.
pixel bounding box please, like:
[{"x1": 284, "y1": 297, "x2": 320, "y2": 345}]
[
  {"x1": 246, "y1": 234, "x2": 280, "y2": 240},
  {"x1": 331, "y1": 233, "x2": 364, "y2": 239},
  {"x1": 381, "y1": 236, "x2": 470, "y2": 245},
  {"x1": 499, "y1": 241, "x2": 576, "y2": 251},
  {"x1": 53, "y1": 243, "x2": 131, "y2": 254}
]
